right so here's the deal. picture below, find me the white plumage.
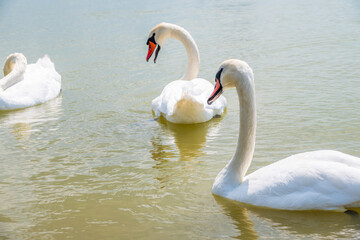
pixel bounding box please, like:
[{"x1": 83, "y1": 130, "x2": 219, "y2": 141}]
[
  {"x1": 209, "y1": 59, "x2": 360, "y2": 211},
  {"x1": 152, "y1": 78, "x2": 226, "y2": 124},
  {"x1": 216, "y1": 150, "x2": 360, "y2": 210},
  {"x1": 147, "y1": 23, "x2": 226, "y2": 124},
  {"x1": 0, "y1": 53, "x2": 61, "y2": 110}
]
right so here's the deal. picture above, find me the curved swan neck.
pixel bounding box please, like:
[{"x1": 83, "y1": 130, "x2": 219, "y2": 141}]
[
  {"x1": 0, "y1": 53, "x2": 27, "y2": 91},
  {"x1": 168, "y1": 24, "x2": 200, "y2": 80},
  {"x1": 229, "y1": 71, "x2": 256, "y2": 183}
]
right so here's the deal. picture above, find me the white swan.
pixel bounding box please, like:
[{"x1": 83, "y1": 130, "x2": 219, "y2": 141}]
[
  {"x1": 207, "y1": 59, "x2": 360, "y2": 211},
  {"x1": 0, "y1": 53, "x2": 61, "y2": 110},
  {"x1": 146, "y1": 23, "x2": 226, "y2": 124}
]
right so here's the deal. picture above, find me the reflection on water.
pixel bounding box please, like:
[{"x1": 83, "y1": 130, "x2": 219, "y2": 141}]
[
  {"x1": 11, "y1": 123, "x2": 32, "y2": 141},
  {"x1": 0, "y1": 95, "x2": 63, "y2": 239},
  {"x1": 214, "y1": 195, "x2": 360, "y2": 239},
  {"x1": 151, "y1": 115, "x2": 223, "y2": 162},
  {"x1": 0, "y1": 95, "x2": 63, "y2": 140},
  {"x1": 150, "y1": 115, "x2": 223, "y2": 188},
  {"x1": 214, "y1": 196, "x2": 259, "y2": 240}
]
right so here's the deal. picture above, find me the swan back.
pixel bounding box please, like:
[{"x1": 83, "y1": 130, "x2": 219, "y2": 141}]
[{"x1": 235, "y1": 150, "x2": 360, "y2": 210}]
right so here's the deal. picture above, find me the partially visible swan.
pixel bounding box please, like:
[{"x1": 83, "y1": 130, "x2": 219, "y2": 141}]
[
  {"x1": 0, "y1": 53, "x2": 61, "y2": 110},
  {"x1": 207, "y1": 59, "x2": 360, "y2": 211},
  {"x1": 146, "y1": 22, "x2": 226, "y2": 124}
]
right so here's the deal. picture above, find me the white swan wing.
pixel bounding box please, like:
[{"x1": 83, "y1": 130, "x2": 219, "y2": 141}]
[
  {"x1": 152, "y1": 80, "x2": 183, "y2": 117},
  {"x1": 229, "y1": 150, "x2": 360, "y2": 210},
  {"x1": 190, "y1": 78, "x2": 227, "y2": 115},
  {"x1": 152, "y1": 78, "x2": 226, "y2": 123},
  {"x1": 0, "y1": 55, "x2": 61, "y2": 110}
]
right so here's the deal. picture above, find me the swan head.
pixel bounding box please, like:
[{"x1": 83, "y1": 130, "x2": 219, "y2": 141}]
[
  {"x1": 208, "y1": 59, "x2": 253, "y2": 105},
  {"x1": 146, "y1": 22, "x2": 172, "y2": 63},
  {"x1": 3, "y1": 53, "x2": 27, "y2": 76},
  {"x1": 3, "y1": 58, "x2": 15, "y2": 77}
]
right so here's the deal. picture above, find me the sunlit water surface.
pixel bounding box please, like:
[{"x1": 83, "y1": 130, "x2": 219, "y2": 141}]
[{"x1": 1, "y1": 0, "x2": 360, "y2": 239}]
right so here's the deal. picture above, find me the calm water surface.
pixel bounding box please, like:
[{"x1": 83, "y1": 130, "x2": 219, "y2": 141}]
[{"x1": 1, "y1": 0, "x2": 360, "y2": 239}]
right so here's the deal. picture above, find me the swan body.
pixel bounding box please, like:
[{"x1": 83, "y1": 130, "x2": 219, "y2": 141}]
[
  {"x1": 208, "y1": 59, "x2": 360, "y2": 210},
  {"x1": 152, "y1": 78, "x2": 226, "y2": 124},
  {"x1": 0, "y1": 53, "x2": 61, "y2": 110},
  {"x1": 146, "y1": 23, "x2": 226, "y2": 124}
]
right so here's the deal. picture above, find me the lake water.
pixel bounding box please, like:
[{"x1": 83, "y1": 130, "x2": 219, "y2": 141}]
[{"x1": 1, "y1": 0, "x2": 360, "y2": 239}]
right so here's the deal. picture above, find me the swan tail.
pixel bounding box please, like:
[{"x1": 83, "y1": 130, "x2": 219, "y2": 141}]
[
  {"x1": 35, "y1": 55, "x2": 61, "y2": 84},
  {"x1": 36, "y1": 55, "x2": 55, "y2": 70}
]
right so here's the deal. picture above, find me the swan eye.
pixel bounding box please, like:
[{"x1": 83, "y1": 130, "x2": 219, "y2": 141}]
[{"x1": 146, "y1": 33, "x2": 156, "y2": 45}]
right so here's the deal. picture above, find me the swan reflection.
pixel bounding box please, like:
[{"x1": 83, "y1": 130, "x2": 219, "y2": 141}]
[
  {"x1": 214, "y1": 195, "x2": 360, "y2": 239},
  {"x1": 150, "y1": 116, "x2": 223, "y2": 188},
  {"x1": 0, "y1": 94, "x2": 62, "y2": 140},
  {"x1": 151, "y1": 116, "x2": 223, "y2": 162}
]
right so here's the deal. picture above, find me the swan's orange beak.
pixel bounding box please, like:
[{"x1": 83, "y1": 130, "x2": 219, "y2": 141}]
[
  {"x1": 146, "y1": 33, "x2": 161, "y2": 63},
  {"x1": 207, "y1": 68, "x2": 224, "y2": 105},
  {"x1": 146, "y1": 41, "x2": 156, "y2": 62}
]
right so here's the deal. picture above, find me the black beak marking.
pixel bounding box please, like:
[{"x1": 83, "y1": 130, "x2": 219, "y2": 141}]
[
  {"x1": 207, "y1": 68, "x2": 224, "y2": 105},
  {"x1": 146, "y1": 33, "x2": 156, "y2": 46},
  {"x1": 154, "y1": 45, "x2": 161, "y2": 63}
]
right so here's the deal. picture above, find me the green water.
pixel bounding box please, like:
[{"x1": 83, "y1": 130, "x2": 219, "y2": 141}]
[{"x1": 1, "y1": 0, "x2": 360, "y2": 239}]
